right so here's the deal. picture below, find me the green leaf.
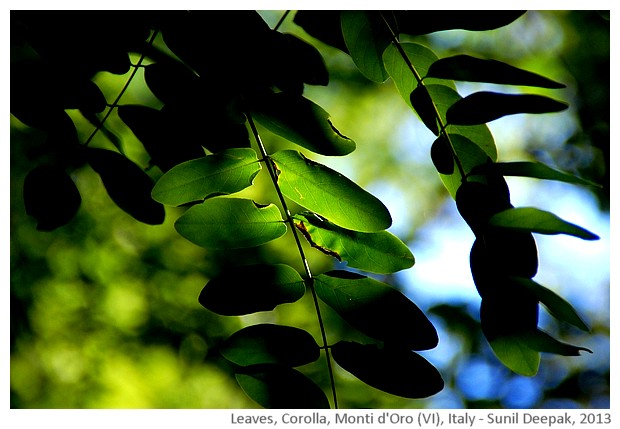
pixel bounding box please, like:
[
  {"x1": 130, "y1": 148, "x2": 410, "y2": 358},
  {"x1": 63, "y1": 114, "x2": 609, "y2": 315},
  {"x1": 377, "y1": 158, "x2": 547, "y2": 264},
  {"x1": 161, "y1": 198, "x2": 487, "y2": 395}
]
[
  {"x1": 509, "y1": 277, "x2": 590, "y2": 331},
  {"x1": 293, "y1": 11, "x2": 348, "y2": 53},
  {"x1": 315, "y1": 271, "x2": 437, "y2": 350},
  {"x1": 410, "y1": 85, "x2": 440, "y2": 135},
  {"x1": 220, "y1": 324, "x2": 320, "y2": 367},
  {"x1": 489, "y1": 207, "x2": 599, "y2": 240},
  {"x1": 383, "y1": 43, "x2": 455, "y2": 110},
  {"x1": 175, "y1": 198, "x2": 287, "y2": 249},
  {"x1": 23, "y1": 165, "x2": 81, "y2": 231},
  {"x1": 87, "y1": 148, "x2": 165, "y2": 225},
  {"x1": 522, "y1": 329, "x2": 592, "y2": 356},
  {"x1": 488, "y1": 334, "x2": 541, "y2": 376},
  {"x1": 271, "y1": 150, "x2": 391, "y2": 232},
  {"x1": 250, "y1": 92, "x2": 355, "y2": 156},
  {"x1": 446, "y1": 92, "x2": 568, "y2": 125},
  {"x1": 199, "y1": 264, "x2": 305, "y2": 316},
  {"x1": 427, "y1": 55, "x2": 565, "y2": 88},
  {"x1": 236, "y1": 364, "x2": 330, "y2": 409},
  {"x1": 152, "y1": 148, "x2": 261, "y2": 206},
  {"x1": 332, "y1": 341, "x2": 444, "y2": 398},
  {"x1": 470, "y1": 161, "x2": 601, "y2": 188},
  {"x1": 341, "y1": 11, "x2": 391, "y2": 83},
  {"x1": 293, "y1": 212, "x2": 414, "y2": 274}
]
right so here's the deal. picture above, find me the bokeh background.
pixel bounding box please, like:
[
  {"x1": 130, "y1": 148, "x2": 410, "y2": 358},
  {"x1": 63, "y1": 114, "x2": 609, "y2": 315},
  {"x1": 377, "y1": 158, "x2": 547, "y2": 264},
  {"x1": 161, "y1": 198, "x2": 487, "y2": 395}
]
[{"x1": 10, "y1": 10, "x2": 610, "y2": 408}]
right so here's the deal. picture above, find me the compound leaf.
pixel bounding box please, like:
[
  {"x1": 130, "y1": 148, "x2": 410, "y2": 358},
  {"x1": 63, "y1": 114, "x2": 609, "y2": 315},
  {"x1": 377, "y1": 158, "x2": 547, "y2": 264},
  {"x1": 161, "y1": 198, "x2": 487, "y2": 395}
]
[
  {"x1": 271, "y1": 150, "x2": 391, "y2": 232},
  {"x1": 489, "y1": 207, "x2": 599, "y2": 240},
  {"x1": 315, "y1": 271, "x2": 437, "y2": 350},
  {"x1": 236, "y1": 364, "x2": 330, "y2": 409},
  {"x1": 250, "y1": 92, "x2": 355, "y2": 156},
  {"x1": 332, "y1": 341, "x2": 444, "y2": 398},
  {"x1": 175, "y1": 198, "x2": 287, "y2": 249},
  {"x1": 220, "y1": 324, "x2": 320, "y2": 367},
  {"x1": 199, "y1": 264, "x2": 305, "y2": 316},
  {"x1": 427, "y1": 55, "x2": 565, "y2": 88},
  {"x1": 293, "y1": 212, "x2": 414, "y2": 274},
  {"x1": 152, "y1": 148, "x2": 261, "y2": 206},
  {"x1": 446, "y1": 92, "x2": 568, "y2": 125}
]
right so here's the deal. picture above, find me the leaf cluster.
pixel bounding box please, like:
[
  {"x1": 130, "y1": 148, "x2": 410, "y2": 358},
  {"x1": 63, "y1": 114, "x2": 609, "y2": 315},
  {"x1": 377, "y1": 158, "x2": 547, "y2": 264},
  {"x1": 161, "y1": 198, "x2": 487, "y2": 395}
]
[{"x1": 11, "y1": 10, "x2": 602, "y2": 407}]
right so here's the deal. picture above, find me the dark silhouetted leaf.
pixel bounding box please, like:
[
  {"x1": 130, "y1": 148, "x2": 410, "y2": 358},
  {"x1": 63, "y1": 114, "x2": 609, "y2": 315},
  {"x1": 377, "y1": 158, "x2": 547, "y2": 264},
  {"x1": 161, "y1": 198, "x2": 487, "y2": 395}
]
[
  {"x1": 446, "y1": 92, "x2": 569, "y2": 125},
  {"x1": 236, "y1": 364, "x2": 330, "y2": 409},
  {"x1": 489, "y1": 207, "x2": 599, "y2": 240},
  {"x1": 293, "y1": 212, "x2": 414, "y2": 274},
  {"x1": 87, "y1": 148, "x2": 165, "y2": 225},
  {"x1": 410, "y1": 85, "x2": 440, "y2": 135},
  {"x1": 175, "y1": 198, "x2": 286, "y2": 249},
  {"x1": 315, "y1": 271, "x2": 437, "y2": 350},
  {"x1": 456, "y1": 181, "x2": 513, "y2": 236},
  {"x1": 221, "y1": 324, "x2": 320, "y2": 367},
  {"x1": 271, "y1": 150, "x2": 391, "y2": 232},
  {"x1": 199, "y1": 264, "x2": 305, "y2": 316},
  {"x1": 152, "y1": 148, "x2": 261, "y2": 206},
  {"x1": 431, "y1": 135, "x2": 454, "y2": 174},
  {"x1": 470, "y1": 161, "x2": 601, "y2": 188},
  {"x1": 23, "y1": 165, "x2": 81, "y2": 231},
  {"x1": 427, "y1": 55, "x2": 565, "y2": 88},
  {"x1": 251, "y1": 92, "x2": 355, "y2": 156},
  {"x1": 271, "y1": 32, "x2": 329, "y2": 92},
  {"x1": 293, "y1": 11, "x2": 348, "y2": 53},
  {"x1": 509, "y1": 277, "x2": 590, "y2": 331},
  {"x1": 394, "y1": 11, "x2": 526, "y2": 35},
  {"x1": 332, "y1": 341, "x2": 444, "y2": 398},
  {"x1": 341, "y1": 11, "x2": 391, "y2": 82},
  {"x1": 144, "y1": 61, "x2": 201, "y2": 106},
  {"x1": 118, "y1": 105, "x2": 206, "y2": 172}
]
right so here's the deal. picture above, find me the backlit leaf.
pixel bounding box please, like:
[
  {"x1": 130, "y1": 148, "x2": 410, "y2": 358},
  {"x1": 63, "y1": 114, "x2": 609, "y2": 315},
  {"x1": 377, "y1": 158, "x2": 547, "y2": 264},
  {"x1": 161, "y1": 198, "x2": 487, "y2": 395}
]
[
  {"x1": 315, "y1": 271, "x2": 437, "y2": 350},
  {"x1": 439, "y1": 134, "x2": 493, "y2": 198},
  {"x1": 199, "y1": 264, "x2": 305, "y2": 315},
  {"x1": 522, "y1": 329, "x2": 592, "y2": 356},
  {"x1": 509, "y1": 277, "x2": 590, "y2": 331},
  {"x1": 488, "y1": 334, "x2": 541, "y2": 376},
  {"x1": 175, "y1": 198, "x2": 287, "y2": 249},
  {"x1": 489, "y1": 207, "x2": 599, "y2": 240},
  {"x1": 293, "y1": 212, "x2": 414, "y2": 274},
  {"x1": 87, "y1": 148, "x2": 165, "y2": 225},
  {"x1": 251, "y1": 92, "x2": 355, "y2": 156},
  {"x1": 23, "y1": 165, "x2": 81, "y2": 231},
  {"x1": 152, "y1": 148, "x2": 261, "y2": 206},
  {"x1": 341, "y1": 11, "x2": 391, "y2": 82},
  {"x1": 446, "y1": 92, "x2": 568, "y2": 125},
  {"x1": 427, "y1": 55, "x2": 565, "y2": 88},
  {"x1": 469, "y1": 161, "x2": 601, "y2": 188},
  {"x1": 271, "y1": 150, "x2": 391, "y2": 232},
  {"x1": 220, "y1": 324, "x2": 320, "y2": 367},
  {"x1": 293, "y1": 11, "x2": 348, "y2": 53},
  {"x1": 332, "y1": 341, "x2": 444, "y2": 398},
  {"x1": 236, "y1": 364, "x2": 330, "y2": 409},
  {"x1": 384, "y1": 42, "x2": 454, "y2": 109}
]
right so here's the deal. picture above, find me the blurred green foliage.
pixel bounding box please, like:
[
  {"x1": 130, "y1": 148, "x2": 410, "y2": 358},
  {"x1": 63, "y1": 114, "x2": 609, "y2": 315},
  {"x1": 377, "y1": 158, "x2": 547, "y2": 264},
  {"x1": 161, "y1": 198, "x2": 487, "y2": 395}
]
[{"x1": 10, "y1": 10, "x2": 609, "y2": 408}]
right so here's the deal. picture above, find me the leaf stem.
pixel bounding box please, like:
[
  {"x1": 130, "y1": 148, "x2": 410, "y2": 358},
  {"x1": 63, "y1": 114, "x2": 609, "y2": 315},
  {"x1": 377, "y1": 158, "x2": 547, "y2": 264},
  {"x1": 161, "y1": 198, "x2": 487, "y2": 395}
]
[
  {"x1": 82, "y1": 29, "x2": 159, "y2": 147},
  {"x1": 245, "y1": 109, "x2": 339, "y2": 409},
  {"x1": 378, "y1": 13, "x2": 468, "y2": 182}
]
